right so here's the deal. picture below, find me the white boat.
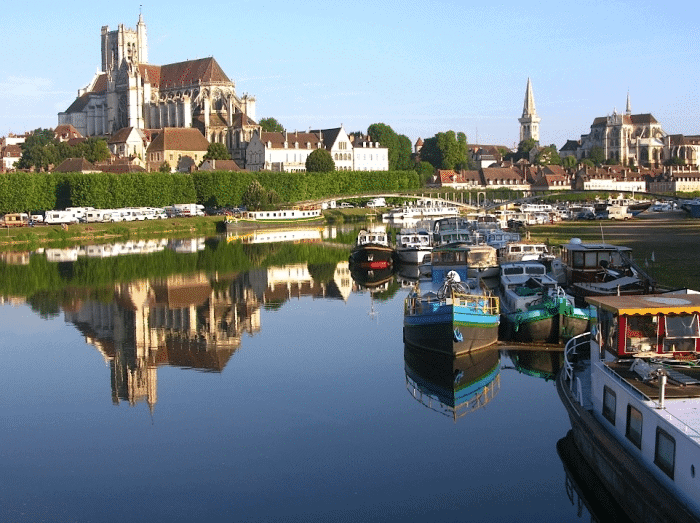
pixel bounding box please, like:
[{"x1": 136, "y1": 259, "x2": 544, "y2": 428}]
[
  {"x1": 395, "y1": 228, "x2": 433, "y2": 264},
  {"x1": 558, "y1": 293, "x2": 700, "y2": 522},
  {"x1": 500, "y1": 242, "x2": 554, "y2": 264},
  {"x1": 382, "y1": 199, "x2": 459, "y2": 222}
]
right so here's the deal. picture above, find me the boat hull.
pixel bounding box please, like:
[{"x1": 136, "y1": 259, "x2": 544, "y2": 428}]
[
  {"x1": 404, "y1": 302, "x2": 499, "y2": 356},
  {"x1": 556, "y1": 371, "x2": 699, "y2": 523},
  {"x1": 395, "y1": 247, "x2": 432, "y2": 265},
  {"x1": 501, "y1": 311, "x2": 590, "y2": 344},
  {"x1": 349, "y1": 244, "x2": 394, "y2": 268}
]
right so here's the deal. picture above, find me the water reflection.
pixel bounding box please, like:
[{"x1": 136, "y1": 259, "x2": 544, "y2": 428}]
[
  {"x1": 403, "y1": 343, "x2": 501, "y2": 421},
  {"x1": 557, "y1": 431, "x2": 634, "y2": 522},
  {"x1": 503, "y1": 348, "x2": 563, "y2": 382}
]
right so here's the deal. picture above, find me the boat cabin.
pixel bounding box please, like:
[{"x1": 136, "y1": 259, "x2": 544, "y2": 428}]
[
  {"x1": 396, "y1": 229, "x2": 432, "y2": 249},
  {"x1": 587, "y1": 293, "x2": 700, "y2": 359}
]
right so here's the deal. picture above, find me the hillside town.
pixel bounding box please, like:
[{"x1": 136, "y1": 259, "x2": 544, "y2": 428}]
[{"x1": 2, "y1": 14, "x2": 700, "y2": 196}]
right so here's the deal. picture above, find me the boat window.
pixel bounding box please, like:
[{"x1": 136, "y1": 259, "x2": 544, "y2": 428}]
[
  {"x1": 602, "y1": 386, "x2": 616, "y2": 424},
  {"x1": 525, "y1": 266, "x2": 545, "y2": 275},
  {"x1": 625, "y1": 316, "x2": 658, "y2": 353},
  {"x1": 655, "y1": 428, "x2": 675, "y2": 479},
  {"x1": 663, "y1": 315, "x2": 699, "y2": 354},
  {"x1": 510, "y1": 246, "x2": 521, "y2": 253},
  {"x1": 626, "y1": 405, "x2": 642, "y2": 448},
  {"x1": 572, "y1": 252, "x2": 584, "y2": 268},
  {"x1": 585, "y1": 252, "x2": 598, "y2": 267},
  {"x1": 503, "y1": 267, "x2": 523, "y2": 275}
]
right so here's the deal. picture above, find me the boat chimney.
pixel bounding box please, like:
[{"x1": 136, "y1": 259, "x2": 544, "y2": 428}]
[{"x1": 658, "y1": 371, "x2": 667, "y2": 409}]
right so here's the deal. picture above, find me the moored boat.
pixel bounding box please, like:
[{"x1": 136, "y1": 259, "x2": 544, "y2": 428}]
[
  {"x1": 557, "y1": 293, "x2": 700, "y2": 523},
  {"x1": 558, "y1": 237, "x2": 658, "y2": 299},
  {"x1": 224, "y1": 207, "x2": 323, "y2": 230},
  {"x1": 394, "y1": 227, "x2": 433, "y2": 264},
  {"x1": 349, "y1": 225, "x2": 394, "y2": 269},
  {"x1": 499, "y1": 261, "x2": 593, "y2": 344},
  {"x1": 430, "y1": 241, "x2": 499, "y2": 282},
  {"x1": 403, "y1": 271, "x2": 500, "y2": 356}
]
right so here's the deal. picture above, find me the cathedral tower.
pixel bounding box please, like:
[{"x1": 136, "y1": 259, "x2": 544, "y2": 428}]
[
  {"x1": 101, "y1": 14, "x2": 148, "y2": 73},
  {"x1": 518, "y1": 78, "x2": 541, "y2": 144}
]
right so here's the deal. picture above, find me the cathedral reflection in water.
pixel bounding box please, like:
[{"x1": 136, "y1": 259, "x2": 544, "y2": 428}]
[{"x1": 62, "y1": 262, "x2": 353, "y2": 410}]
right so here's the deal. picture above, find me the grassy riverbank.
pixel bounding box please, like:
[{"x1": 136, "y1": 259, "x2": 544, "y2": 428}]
[
  {"x1": 528, "y1": 211, "x2": 700, "y2": 291},
  {"x1": 0, "y1": 216, "x2": 221, "y2": 248}
]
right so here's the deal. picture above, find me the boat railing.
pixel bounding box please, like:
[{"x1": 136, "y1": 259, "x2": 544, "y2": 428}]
[
  {"x1": 404, "y1": 291, "x2": 499, "y2": 316},
  {"x1": 563, "y1": 332, "x2": 591, "y2": 404}
]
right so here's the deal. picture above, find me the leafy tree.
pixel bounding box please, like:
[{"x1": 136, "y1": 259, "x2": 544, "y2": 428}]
[
  {"x1": 242, "y1": 179, "x2": 267, "y2": 210},
  {"x1": 159, "y1": 162, "x2": 171, "y2": 173},
  {"x1": 204, "y1": 142, "x2": 231, "y2": 161},
  {"x1": 396, "y1": 135, "x2": 413, "y2": 170},
  {"x1": 259, "y1": 117, "x2": 284, "y2": 132},
  {"x1": 535, "y1": 144, "x2": 561, "y2": 166},
  {"x1": 368, "y1": 123, "x2": 399, "y2": 170},
  {"x1": 17, "y1": 128, "x2": 58, "y2": 170},
  {"x1": 517, "y1": 138, "x2": 537, "y2": 155},
  {"x1": 420, "y1": 130, "x2": 471, "y2": 170},
  {"x1": 562, "y1": 155, "x2": 577, "y2": 169},
  {"x1": 582, "y1": 159, "x2": 595, "y2": 168},
  {"x1": 305, "y1": 148, "x2": 335, "y2": 172},
  {"x1": 588, "y1": 146, "x2": 605, "y2": 166},
  {"x1": 664, "y1": 156, "x2": 686, "y2": 166},
  {"x1": 416, "y1": 161, "x2": 435, "y2": 186}
]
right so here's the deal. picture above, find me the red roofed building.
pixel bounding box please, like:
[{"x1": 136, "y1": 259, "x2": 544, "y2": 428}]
[
  {"x1": 146, "y1": 128, "x2": 210, "y2": 172},
  {"x1": 58, "y1": 14, "x2": 259, "y2": 165}
]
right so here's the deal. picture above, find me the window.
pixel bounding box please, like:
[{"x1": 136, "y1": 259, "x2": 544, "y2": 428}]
[
  {"x1": 655, "y1": 428, "x2": 675, "y2": 479},
  {"x1": 626, "y1": 405, "x2": 642, "y2": 448},
  {"x1": 602, "y1": 386, "x2": 616, "y2": 424}
]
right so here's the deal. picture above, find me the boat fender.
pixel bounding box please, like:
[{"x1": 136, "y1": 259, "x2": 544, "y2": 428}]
[{"x1": 453, "y1": 328, "x2": 463, "y2": 342}]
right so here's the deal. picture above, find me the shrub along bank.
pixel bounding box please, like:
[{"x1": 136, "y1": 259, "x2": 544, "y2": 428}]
[{"x1": 0, "y1": 170, "x2": 420, "y2": 214}]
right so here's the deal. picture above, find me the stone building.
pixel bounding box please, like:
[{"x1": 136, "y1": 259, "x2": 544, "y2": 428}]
[
  {"x1": 58, "y1": 14, "x2": 258, "y2": 164},
  {"x1": 519, "y1": 78, "x2": 540, "y2": 144},
  {"x1": 560, "y1": 93, "x2": 666, "y2": 167}
]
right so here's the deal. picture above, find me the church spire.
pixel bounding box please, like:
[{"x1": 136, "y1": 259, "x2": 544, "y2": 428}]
[
  {"x1": 518, "y1": 77, "x2": 541, "y2": 144},
  {"x1": 626, "y1": 90, "x2": 632, "y2": 115},
  {"x1": 522, "y1": 77, "x2": 537, "y2": 118}
]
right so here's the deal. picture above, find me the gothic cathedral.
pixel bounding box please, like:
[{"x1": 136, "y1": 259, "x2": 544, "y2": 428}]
[{"x1": 58, "y1": 14, "x2": 259, "y2": 163}]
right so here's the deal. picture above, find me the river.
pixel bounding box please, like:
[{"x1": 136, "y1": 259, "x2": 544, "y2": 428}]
[{"x1": 0, "y1": 230, "x2": 621, "y2": 522}]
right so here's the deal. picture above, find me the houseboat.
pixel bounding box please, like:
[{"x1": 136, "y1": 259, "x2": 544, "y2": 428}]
[
  {"x1": 403, "y1": 271, "x2": 500, "y2": 356},
  {"x1": 224, "y1": 207, "x2": 323, "y2": 229},
  {"x1": 557, "y1": 238, "x2": 657, "y2": 299},
  {"x1": 558, "y1": 293, "x2": 700, "y2": 523},
  {"x1": 382, "y1": 199, "x2": 459, "y2": 223}
]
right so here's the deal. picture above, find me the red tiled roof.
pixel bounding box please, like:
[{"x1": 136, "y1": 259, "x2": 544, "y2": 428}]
[
  {"x1": 146, "y1": 127, "x2": 209, "y2": 153},
  {"x1": 139, "y1": 57, "x2": 231, "y2": 89},
  {"x1": 53, "y1": 157, "x2": 97, "y2": 172}
]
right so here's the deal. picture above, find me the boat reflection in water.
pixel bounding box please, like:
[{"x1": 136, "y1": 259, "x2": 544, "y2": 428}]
[
  {"x1": 403, "y1": 343, "x2": 500, "y2": 421},
  {"x1": 557, "y1": 431, "x2": 634, "y2": 523},
  {"x1": 349, "y1": 263, "x2": 395, "y2": 290},
  {"x1": 503, "y1": 348, "x2": 563, "y2": 382}
]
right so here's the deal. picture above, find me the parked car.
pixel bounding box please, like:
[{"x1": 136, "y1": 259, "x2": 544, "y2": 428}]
[
  {"x1": 576, "y1": 211, "x2": 595, "y2": 220},
  {"x1": 339, "y1": 202, "x2": 354, "y2": 208}
]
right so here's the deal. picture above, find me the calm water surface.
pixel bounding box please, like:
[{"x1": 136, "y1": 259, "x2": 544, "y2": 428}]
[{"x1": 1, "y1": 233, "x2": 611, "y2": 522}]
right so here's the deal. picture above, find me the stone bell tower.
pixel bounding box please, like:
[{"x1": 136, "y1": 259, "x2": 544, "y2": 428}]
[{"x1": 518, "y1": 77, "x2": 541, "y2": 144}]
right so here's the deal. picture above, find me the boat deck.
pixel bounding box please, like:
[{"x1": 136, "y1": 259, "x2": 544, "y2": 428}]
[
  {"x1": 605, "y1": 360, "x2": 700, "y2": 442},
  {"x1": 605, "y1": 361, "x2": 700, "y2": 399}
]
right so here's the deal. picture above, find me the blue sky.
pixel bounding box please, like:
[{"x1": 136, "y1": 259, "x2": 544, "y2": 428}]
[{"x1": 1, "y1": 0, "x2": 698, "y2": 149}]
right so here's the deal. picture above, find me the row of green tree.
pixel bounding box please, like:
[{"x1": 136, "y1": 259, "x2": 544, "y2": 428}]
[{"x1": 0, "y1": 169, "x2": 420, "y2": 214}]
